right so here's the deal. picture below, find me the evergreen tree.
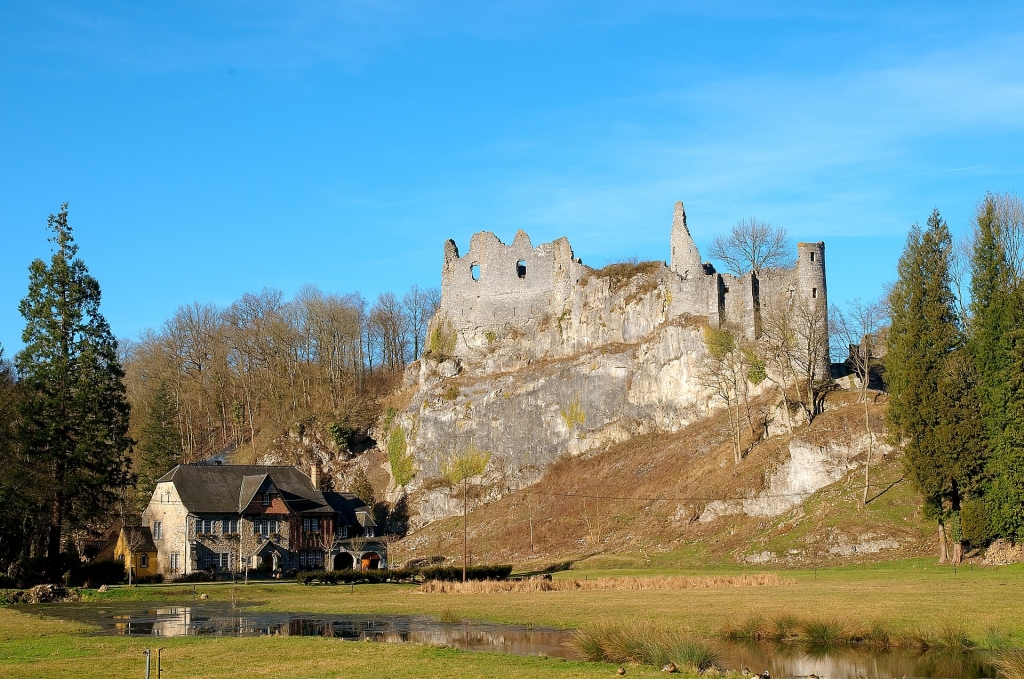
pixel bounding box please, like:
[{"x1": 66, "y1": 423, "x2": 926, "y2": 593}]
[
  {"x1": 970, "y1": 194, "x2": 1024, "y2": 539},
  {"x1": 0, "y1": 345, "x2": 40, "y2": 576},
  {"x1": 134, "y1": 381, "x2": 183, "y2": 510},
  {"x1": 16, "y1": 204, "x2": 133, "y2": 580},
  {"x1": 887, "y1": 210, "x2": 985, "y2": 563}
]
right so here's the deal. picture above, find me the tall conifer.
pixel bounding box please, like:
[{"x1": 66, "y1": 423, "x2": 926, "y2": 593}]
[
  {"x1": 134, "y1": 381, "x2": 183, "y2": 510},
  {"x1": 16, "y1": 204, "x2": 132, "y2": 579},
  {"x1": 971, "y1": 194, "x2": 1024, "y2": 539},
  {"x1": 887, "y1": 210, "x2": 985, "y2": 562}
]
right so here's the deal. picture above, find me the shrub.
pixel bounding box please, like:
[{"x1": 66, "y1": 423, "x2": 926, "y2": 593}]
[
  {"x1": 387, "y1": 428, "x2": 415, "y2": 487},
  {"x1": 134, "y1": 574, "x2": 164, "y2": 585},
  {"x1": 173, "y1": 571, "x2": 213, "y2": 583},
  {"x1": 66, "y1": 560, "x2": 125, "y2": 588},
  {"x1": 961, "y1": 498, "x2": 995, "y2": 548},
  {"x1": 295, "y1": 564, "x2": 513, "y2": 585}
]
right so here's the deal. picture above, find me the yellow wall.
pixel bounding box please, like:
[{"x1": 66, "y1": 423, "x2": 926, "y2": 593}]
[{"x1": 113, "y1": 530, "x2": 159, "y2": 579}]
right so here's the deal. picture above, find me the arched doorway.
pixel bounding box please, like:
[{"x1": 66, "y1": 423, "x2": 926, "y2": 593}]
[
  {"x1": 334, "y1": 552, "x2": 354, "y2": 571},
  {"x1": 361, "y1": 552, "x2": 381, "y2": 570}
]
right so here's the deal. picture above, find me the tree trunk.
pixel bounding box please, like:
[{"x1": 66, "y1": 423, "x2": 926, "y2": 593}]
[
  {"x1": 861, "y1": 399, "x2": 872, "y2": 509},
  {"x1": 462, "y1": 477, "x2": 468, "y2": 583},
  {"x1": 952, "y1": 541, "x2": 964, "y2": 566},
  {"x1": 937, "y1": 522, "x2": 949, "y2": 564},
  {"x1": 46, "y1": 491, "x2": 64, "y2": 582}
]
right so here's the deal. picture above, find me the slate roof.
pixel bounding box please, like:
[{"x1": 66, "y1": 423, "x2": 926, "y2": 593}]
[
  {"x1": 124, "y1": 525, "x2": 157, "y2": 552},
  {"x1": 156, "y1": 464, "x2": 334, "y2": 515},
  {"x1": 324, "y1": 492, "x2": 377, "y2": 528}
]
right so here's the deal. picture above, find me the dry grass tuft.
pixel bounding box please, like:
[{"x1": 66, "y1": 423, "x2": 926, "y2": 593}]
[
  {"x1": 994, "y1": 649, "x2": 1024, "y2": 679},
  {"x1": 572, "y1": 621, "x2": 720, "y2": 670},
  {"x1": 721, "y1": 614, "x2": 976, "y2": 650},
  {"x1": 419, "y1": 573, "x2": 790, "y2": 594}
]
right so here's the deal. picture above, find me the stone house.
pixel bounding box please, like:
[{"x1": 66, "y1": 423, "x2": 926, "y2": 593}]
[{"x1": 142, "y1": 463, "x2": 384, "y2": 578}]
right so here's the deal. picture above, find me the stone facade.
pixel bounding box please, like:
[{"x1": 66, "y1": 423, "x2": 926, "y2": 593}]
[{"x1": 142, "y1": 465, "x2": 385, "y2": 578}]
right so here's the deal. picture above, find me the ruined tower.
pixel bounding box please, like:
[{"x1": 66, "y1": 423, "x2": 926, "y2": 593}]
[
  {"x1": 669, "y1": 201, "x2": 703, "y2": 279},
  {"x1": 796, "y1": 241, "x2": 829, "y2": 374}
]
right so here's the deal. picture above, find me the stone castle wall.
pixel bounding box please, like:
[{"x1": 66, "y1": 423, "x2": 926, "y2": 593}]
[{"x1": 435, "y1": 201, "x2": 827, "y2": 356}]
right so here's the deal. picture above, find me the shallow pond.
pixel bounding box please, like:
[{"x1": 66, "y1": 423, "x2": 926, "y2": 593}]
[{"x1": 24, "y1": 604, "x2": 997, "y2": 679}]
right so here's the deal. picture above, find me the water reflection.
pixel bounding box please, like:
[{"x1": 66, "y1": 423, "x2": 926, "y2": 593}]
[
  {"x1": 717, "y1": 641, "x2": 996, "y2": 679},
  {"x1": 29, "y1": 605, "x2": 998, "y2": 678}
]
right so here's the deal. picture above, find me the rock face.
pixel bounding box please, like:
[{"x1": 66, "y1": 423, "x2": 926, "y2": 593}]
[
  {"x1": 700, "y1": 433, "x2": 891, "y2": 523},
  {"x1": 388, "y1": 201, "x2": 828, "y2": 526}
]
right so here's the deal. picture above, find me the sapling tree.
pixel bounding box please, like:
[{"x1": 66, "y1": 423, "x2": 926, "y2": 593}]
[{"x1": 441, "y1": 443, "x2": 491, "y2": 581}]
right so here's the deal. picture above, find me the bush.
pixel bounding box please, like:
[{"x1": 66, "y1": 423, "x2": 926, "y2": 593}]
[
  {"x1": 420, "y1": 564, "x2": 513, "y2": 582},
  {"x1": 296, "y1": 564, "x2": 513, "y2": 585},
  {"x1": 134, "y1": 574, "x2": 164, "y2": 585},
  {"x1": 173, "y1": 571, "x2": 213, "y2": 583},
  {"x1": 66, "y1": 560, "x2": 124, "y2": 588},
  {"x1": 962, "y1": 498, "x2": 995, "y2": 548}
]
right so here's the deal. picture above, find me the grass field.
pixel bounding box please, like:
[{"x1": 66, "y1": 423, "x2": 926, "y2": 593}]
[{"x1": 3, "y1": 561, "x2": 1023, "y2": 677}]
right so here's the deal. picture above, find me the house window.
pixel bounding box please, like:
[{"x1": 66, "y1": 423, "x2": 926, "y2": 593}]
[
  {"x1": 363, "y1": 527, "x2": 374, "y2": 538},
  {"x1": 170, "y1": 552, "x2": 179, "y2": 572},
  {"x1": 299, "y1": 552, "x2": 307, "y2": 567},
  {"x1": 222, "y1": 519, "x2": 237, "y2": 535},
  {"x1": 303, "y1": 518, "x2": 320, "y2": 533},
  {"x1": 340, "y1": 526, "x2": 348, "y2": 539},
  {"x1": 140, "y1": 554, "x2": 149, "y2": 568},
  {"x1": 262, "y1": 493, "x2": 271, "y2": 506},
  {"x1": 196, "y1": 519, "x2": 213, "y2": 535},
  {"x1": 217, "y1": 553, "x2": 230, "y2": 569},
  {"x1": 153, "y1": 521, "x2": 162, "y2": 540},
  {"x1": 315, "y1": 551, "x2": 323, "y2": 567},
  {"x1": 255, "y1": 519, "x2": 279, "y2": 537}
]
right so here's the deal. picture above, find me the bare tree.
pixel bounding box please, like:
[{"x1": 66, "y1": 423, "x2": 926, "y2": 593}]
[
  {"x1": 369, "y1": 292, "x2": 411, "y2": 373},
  {"x1": 403, "y1": 285, "x2": 441, "y2": 361},
  {"x1": 316, "y1": 519, "x2": 348, "y2": 572},
  {"x1": 831, "y1": 298, "x2": 888, "y2": 509},
  {"x1": 709, "y1": 218, "x2": 794, "y2": 276},
  {"x1": 121, "y1": 526, "x2": 150, "y2": 586},
  {"x1": 699, "y1": 326, "x2": 745, "y2": 464}
]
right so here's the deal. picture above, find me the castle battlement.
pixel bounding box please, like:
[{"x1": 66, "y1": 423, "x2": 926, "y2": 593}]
[{"x1": 435, "y1": 202, "x2": 826, "y2": 359}]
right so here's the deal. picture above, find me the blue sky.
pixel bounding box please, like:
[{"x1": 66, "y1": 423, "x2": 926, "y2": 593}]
[{"x1": 2, "y1": 2, "x2": 1023, "y2": 352}]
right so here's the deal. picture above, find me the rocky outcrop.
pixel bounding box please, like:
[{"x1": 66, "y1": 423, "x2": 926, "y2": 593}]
[
  {"x1": 700, "y1": 433, "x2": 890, "y2": 523},
  {"x1": 396, "y1": 268, "x2": 721, "y2": 525}
]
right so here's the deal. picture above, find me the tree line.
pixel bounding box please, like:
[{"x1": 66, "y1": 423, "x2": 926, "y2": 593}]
[
  {"x1": 887, "y1": 193, "x2": 1024, "y2": 563},
  {"x1": 0, "y1": 204, "x2": 438, "y2": 583}
]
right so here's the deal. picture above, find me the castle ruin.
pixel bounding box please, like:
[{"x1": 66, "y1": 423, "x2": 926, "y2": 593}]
[{"x1": 437, "y1": 200, "x2": 827, "y2": 352}]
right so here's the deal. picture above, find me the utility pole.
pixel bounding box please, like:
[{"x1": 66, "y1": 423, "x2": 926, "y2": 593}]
[{"x1": 462, "y1": 475, "x2": 468, "y2": 583}]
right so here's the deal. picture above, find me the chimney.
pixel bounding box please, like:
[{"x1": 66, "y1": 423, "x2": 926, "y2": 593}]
[{"x1": 310, "y1": 463, "x2": 320, "y2": 490}]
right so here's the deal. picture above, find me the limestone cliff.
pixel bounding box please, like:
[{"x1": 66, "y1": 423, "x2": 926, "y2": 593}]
[{"x1": 378, "y1": 202, "x2": 829, "y2": 528}]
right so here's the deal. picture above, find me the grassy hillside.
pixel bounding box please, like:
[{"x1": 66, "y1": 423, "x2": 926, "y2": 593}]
[{"x1": 399, "y1": 390, "x2": 934, "y2": 569}]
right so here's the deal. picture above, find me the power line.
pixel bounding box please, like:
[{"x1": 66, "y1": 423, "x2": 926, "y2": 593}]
[{"x1": 520, "y1": 480, "x2": 903, "y2": 505}]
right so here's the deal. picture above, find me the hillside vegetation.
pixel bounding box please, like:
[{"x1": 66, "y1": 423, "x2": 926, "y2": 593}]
[{"x1": 399, "y1": 390, "x2": 933, "y2": 568}]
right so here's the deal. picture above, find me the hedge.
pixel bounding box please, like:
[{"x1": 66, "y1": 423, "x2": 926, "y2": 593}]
[{"x1": 297, "y1": 564, "x2": 513, "y2": 585}]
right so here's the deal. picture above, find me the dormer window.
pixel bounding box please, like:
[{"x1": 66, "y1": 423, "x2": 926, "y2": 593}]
[
  {"x1": 262, "y1": 493, "x2": 271, "y2": 506},
  {"x1": 363, "y1": 527, "x2": 374, "y2": 538}
]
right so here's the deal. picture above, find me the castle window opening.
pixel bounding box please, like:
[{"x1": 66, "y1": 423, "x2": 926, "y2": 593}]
[
  {"x1": 812, "y1": 287, "x2": 817, "y2": 299},
  {"x1": 810, "y1": 251, "x2": 815, "y2": 262},
  {"x1": 517, "y1": 260, "x2": 527, "y2": 278},
  {"x1": 471, "y1": 263, "x2": 481, "y2": 281}
]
